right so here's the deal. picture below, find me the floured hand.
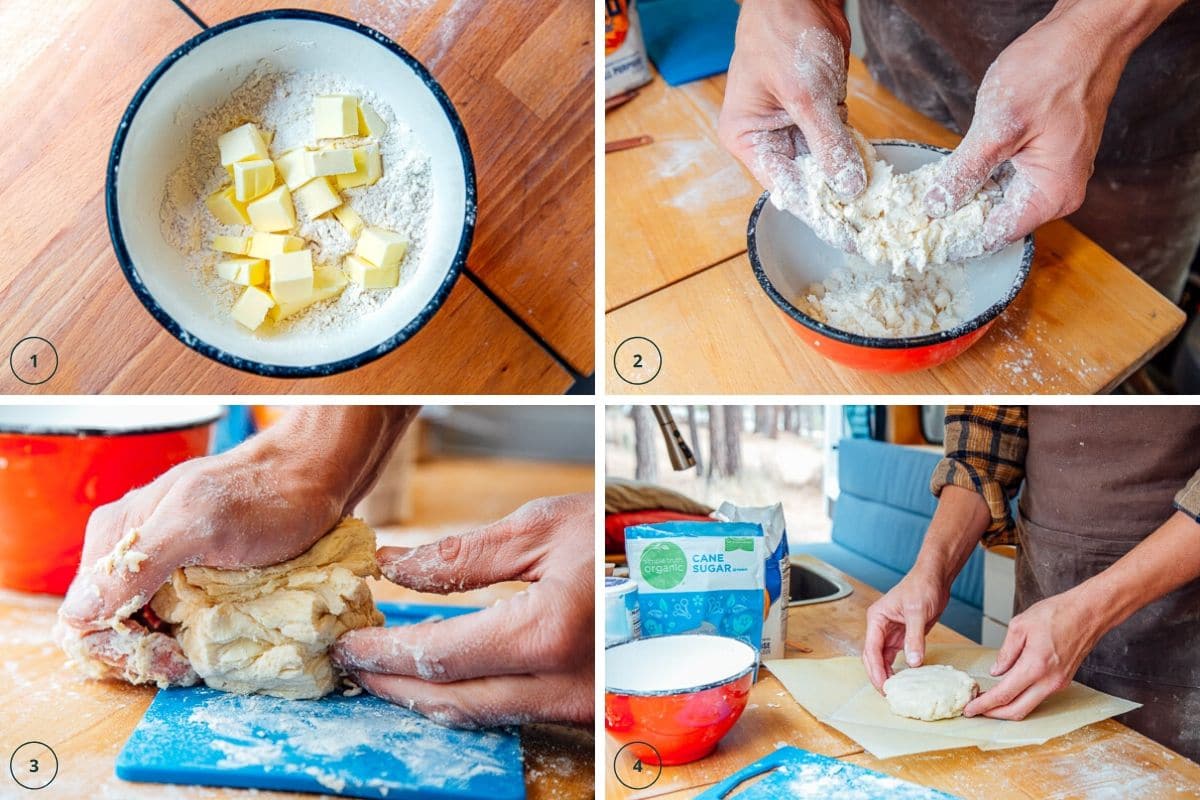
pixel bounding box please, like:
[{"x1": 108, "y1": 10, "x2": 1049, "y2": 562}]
[
  {"x1": 718, "y1": 0, "x2": 866, "y2": 214},
  {"x1": 331, "y1": 493, "x2": 595, "y2": 729}
]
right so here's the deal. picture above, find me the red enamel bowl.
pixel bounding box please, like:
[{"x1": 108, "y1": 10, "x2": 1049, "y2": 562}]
[
  {"x1": 0, "y1": 407, "x2": 221, "y2": 594},
  {"x1": 606, "y1": 635, "x2": 756, "y2": 766},
  {"x1": 749, "y1": 140, "x2": 1034, "y2": 373}
]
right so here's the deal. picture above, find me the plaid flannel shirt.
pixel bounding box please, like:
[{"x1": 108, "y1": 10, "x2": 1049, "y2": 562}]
[{"x1": 930, "y1": 405, "x2": 1200, "y2": 546}]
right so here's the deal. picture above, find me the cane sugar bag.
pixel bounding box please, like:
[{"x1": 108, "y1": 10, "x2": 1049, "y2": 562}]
[
  {"x1": 715, "y1": 502, "x2": 790, "y2": 660},
  {"x1": 605, "y1": 0, "x2": 652, "y2": 99},
  {"x1": 625, "y1": 521, "x2": 767, "y2": 665}
]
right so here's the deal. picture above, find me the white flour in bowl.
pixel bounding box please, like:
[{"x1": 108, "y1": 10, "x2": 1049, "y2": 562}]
[
  {"x1": 771, "y1": 131, "x2": 1001, "y2": 276},
  {"x1": 160, "y1": 65, "x2": 433, "y2": 334},
  {"x1": 801, "y1": 256, "x2": 969, "y2": 338}
]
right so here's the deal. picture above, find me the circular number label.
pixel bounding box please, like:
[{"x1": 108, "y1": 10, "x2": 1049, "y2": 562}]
[
  {"x1": 613, "y1": 337, "x2": 662, "y2": 386},
  {"x1": 9, "y1": 337, "x2": 58, "y2": 385},
  {"x1": 10, "y1": 742, "x2": 58, "y2": 790},
  {"x1": 613, "y1": 741, "x2": 662, "y2": 790}
]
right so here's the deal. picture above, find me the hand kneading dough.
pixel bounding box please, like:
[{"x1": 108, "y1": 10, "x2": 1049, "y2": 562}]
[
  {"x1": 883, "y1": 664, "x2": 979, "y2": 721},
  {"x1": 149, "y1": 518, "x2": 384, "y2": 700}
]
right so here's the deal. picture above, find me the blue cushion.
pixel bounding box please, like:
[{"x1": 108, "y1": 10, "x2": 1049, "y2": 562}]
[{"x1": 838, "y1": 438, "x2": 940, "y2": 519}]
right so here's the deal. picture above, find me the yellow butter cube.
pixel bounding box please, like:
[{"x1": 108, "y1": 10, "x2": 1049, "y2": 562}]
[
  {"x1": 344, "y1": 253, "x2": 399, "y2": 289},
  {"x1": 211, "y1": 235, "x2": 249, "y2": 255},
  {"x1": 233, "y1": 158, "x2": 276, "y2": 202},
  {"x1": 275, "y1": 148, "x2": 316, "y2": 190},
  {"x1": 231, "y1": 285, "x2": 276, "y2": 331},
  {"x1": 247, "y1": 185, "x2": 296, "y2": 232},
  {"x1": 263, "y1": 129, "x2": 274, "y2": 151},
  {"x1": 294, "y1": 176, "x2": 341, "y2": 219},
  {"x1": 355, "y1": 227, "x2": 408, "y2": 269},
  {"x1": 269, "y1": 249, "x2": 314, "y2": 303},
  {"x1": 218, "y1": 123, "x2": 269, "y2": 166},
  {"x1": 357, "y1": 102, "x2": 387, "y2": 137},
  {"x1": 269, "y1": 266, "x2": 349, "y2": 321},
  {"x1": 205, "y1": 186, "x2": 250, "y2": 225},
  {"x1": 336, "y1": 143, "x2": 382, "y2": 189},
  {"x1": 331, "y1": 204, "x2": 364, "y2": 237},
  {"x1": 305, "y1": 147, "x2": 357, "y2": 177},
  {"x1": 216, "y1": 257, "x2": 267, "y2": 286},
  {"x1": 247, "y1": 233, "x2": 305, "y2": 259},
  {"x1": 314, "y1": 94, "x2": 359, "y2": 139}
]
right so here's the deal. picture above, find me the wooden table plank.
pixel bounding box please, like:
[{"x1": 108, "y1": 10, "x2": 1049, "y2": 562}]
[
  {"x1": 604, "y1": 559, "x2": 1200, "y2": 799},
  {"x1": 0, "y1": 456, "x2": 594, "y2": 800},
  {"x1": 189, "y1": 0, "x2": 596, "y2": 374},
  {"x1": 605, "y1": 232, "x2": 1181, "y2": 394},
  {"x1": 604, "y1": 59, "x2": 1184, "y2": 393}
]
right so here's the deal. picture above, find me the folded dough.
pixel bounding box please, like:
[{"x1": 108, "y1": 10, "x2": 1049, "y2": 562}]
[{"x1": 883, "y1": 664, "x2": 979, "y2": 721}]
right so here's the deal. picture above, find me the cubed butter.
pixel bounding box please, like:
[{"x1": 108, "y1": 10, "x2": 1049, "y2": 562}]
[
  {"x1": 211, "y1": 235, "x2": 249, "y2": 255},
  {"x1": 331, "y1": 204, "x2": 364, "y2": 237},
  {"x1": 205, "y1": 186, "x2": 250, "y2": 225},
  {"x1": 247, "y1": 233, "x2": 305, "y2": 259},
  {"x1": 215, "y1": 257, "x2": 267, "y2": 286},
  {"x1": 305, "y1": 148, "x2": 356, "y2": 177},
  {"x1": 269, "y1": 249, "x2": 314, "y2": 303},
  {"x1": 294, "y1": 176, "x2": 341, "y2": 219},
  {"x1": 231, "y1": 285, "x2": 275, "y2": 331},
  {"x1": 314, "y1": 95, "x2": 359, "y2": 139},
  {"x1": 357, "y1": 102, "x2": 387, "y2": 137},
  {"x1": 336, "y1": 143, "x2": 382, "y2": 189},
  {"x1": 355, "y1": 227, "x2": 408, "y2": 269},
  {"x1": 269, "y1": 266, "x2": 348, "y2": 321},
  {"x1": 233, "y1": 158, "x2": 276, "y2": 202},
  {"x1": 344, "y1": 253, "x2": 399, "y2": 289},
  {"x1": 247, "y1": 185, "x2": 296, "y2": 232},
  {"x1": 218, "y1": 123, "x2": 269, "y2": 166},
  {"x1": 275, "y1": 148, "x2": 317, "y2": 190}
]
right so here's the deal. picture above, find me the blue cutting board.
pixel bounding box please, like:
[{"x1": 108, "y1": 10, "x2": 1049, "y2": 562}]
[
  {"x1": 115, "y1": 602, "x2": 525, "y2": 800},
  {"x1": 695, "y1": 747, "x2": 960, "y2": 799}
]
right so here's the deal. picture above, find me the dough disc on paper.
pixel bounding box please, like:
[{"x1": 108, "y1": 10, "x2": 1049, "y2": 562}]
[{"x1": 883, "y1": 664, "x2": 979, "y2": 721}]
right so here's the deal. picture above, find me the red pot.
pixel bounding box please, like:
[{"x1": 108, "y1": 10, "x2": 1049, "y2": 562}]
[
  {"x1": 606, "y1": 635, "x2": 756, "y2": 766},
  {"x1": 0, "y1": 407, "x2": 221, "y2": 594}
]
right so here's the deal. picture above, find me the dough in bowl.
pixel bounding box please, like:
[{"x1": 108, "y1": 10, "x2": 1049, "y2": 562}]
[{"x1": 883, "y1": 664, "x2": 979, "y2": 721}]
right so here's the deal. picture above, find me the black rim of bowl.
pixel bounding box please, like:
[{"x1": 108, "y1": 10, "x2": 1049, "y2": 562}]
[
  {"x1": 106, "y1": 9, "x2": 477, "y2": 378},
  {"x1": 605, "y1": 634, "x2": 757, "y2": 697},
  {"x1": 747, "y1": 140, "x2": 1034, "y2": 351},
  {"x1": 0, "y1": 409, "x2": 224, "y2": 437}
]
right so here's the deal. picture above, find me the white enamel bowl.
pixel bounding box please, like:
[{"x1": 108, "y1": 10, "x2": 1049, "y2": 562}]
[{"x1": 107, "y1": 10, "x2": 475, "y2": 377}]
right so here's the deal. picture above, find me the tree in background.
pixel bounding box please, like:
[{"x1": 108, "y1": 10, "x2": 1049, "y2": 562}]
[
  {"x1": 631, "y1": 406, "x2": 657, "y2": 482},
  {"x1": 685, "y1": 405, "x2": 704, "y2": 474},
  {"x1": 707, "y1": 404, "x2": 726, "y2": 478},
  {"x1": 724, "y1": 406, "x2": 743, "y2": 474}
]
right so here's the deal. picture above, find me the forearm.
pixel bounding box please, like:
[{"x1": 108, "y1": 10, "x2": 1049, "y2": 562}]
[
  {"x1": 247, "y1": 406, "x2": 419, "y2": 513},
  {"x1": 1074, "y1": 510, "x2": 1200, "y2": 634},
  {"x1": 1047, "y1": 0, "x2": 1185, "y2": 58},
  {"x1": 913, "y1": 485, "x2": 991, "y2": 587}
]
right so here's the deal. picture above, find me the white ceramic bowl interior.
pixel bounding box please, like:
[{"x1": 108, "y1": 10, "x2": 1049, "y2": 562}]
[
  {"x1": 753, "y1": 142, "x2": 1027, "y2": 331},
  {"x1": 112, "y1": 14, "x2": 470, "y2": 372},
  {"x1": 606, "y1": 635, "x2": 756, "y2": 695}
]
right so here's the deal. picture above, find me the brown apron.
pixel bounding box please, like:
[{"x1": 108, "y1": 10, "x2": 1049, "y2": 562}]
[
  {"x1": 858, "y1": 1, "x2": 1200, "y2": 301},
  {"x1": 1018, "y1": 406, "x2": 1200, "y2": 761}
]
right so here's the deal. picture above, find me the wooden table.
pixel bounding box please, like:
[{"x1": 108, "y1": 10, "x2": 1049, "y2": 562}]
[
  {"x1": 604, "y1": 63, "x2": 1185, "y2": 394},
  {"x1": 603, "y1": 559, "x2": 1200, "y2": 799},
  {"x1": 0, "y1": 456, "x2": 594, "y2": 799},
  {"x1": 0, "y1": 0, "x2": 593, "y2": 394}
]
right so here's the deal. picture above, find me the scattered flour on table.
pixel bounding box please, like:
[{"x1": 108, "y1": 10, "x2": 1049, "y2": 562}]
[
  {"x1": 802, "y1": 256, "x2": 969, "y2": 338},
  {"x1": 771, "y1": 130, "x2": 1001, "y2": 275},
  {"x1": 160, "y1": 65, "x2": 432, "y2": 335}
]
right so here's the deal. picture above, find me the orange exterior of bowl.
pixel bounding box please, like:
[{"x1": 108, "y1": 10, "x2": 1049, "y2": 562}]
[
  {"x1": 787, "y1": 316, "x2": 995, "y2": 373},
  {"x1": 605, "y1": 672, "x2": 753, "y2": 766},
  {"x1": 0, "y1": 427, "x2": 212, "y2": 594}
]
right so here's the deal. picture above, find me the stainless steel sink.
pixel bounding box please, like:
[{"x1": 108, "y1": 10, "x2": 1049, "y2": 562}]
[{"x1": 788, "y1": 556, "x2": 853, "y2": 606}]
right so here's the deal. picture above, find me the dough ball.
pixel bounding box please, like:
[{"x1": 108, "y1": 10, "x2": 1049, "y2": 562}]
[
  {"x1": 883, "y1": 664, "x2": 979, "y2": 721},
  {"x1": 149, "y1": 517, "x2": 384, "y2": 700}
]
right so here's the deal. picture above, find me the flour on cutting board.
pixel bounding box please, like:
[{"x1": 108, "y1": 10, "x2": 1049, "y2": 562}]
[{"x1": 160, "y1": 64, "x2": 433, "y2": 335}]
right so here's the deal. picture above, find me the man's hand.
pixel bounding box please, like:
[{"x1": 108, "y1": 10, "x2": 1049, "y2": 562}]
[
  {"x1": 862, "y1": 568, "x2": 952, "y2": 691},
  {"x1": 924, "y1": 0, "x2": 1180, "y2": 252},
  {"x1": 964, "y1": 588, "x2": 1105, "y2": 719},
  {"x1": 331, "y1": 494, "x2": 594, "y2": 729},
  {"x1": 718, "y1": 0, "x2": 866, "y2": 207}
]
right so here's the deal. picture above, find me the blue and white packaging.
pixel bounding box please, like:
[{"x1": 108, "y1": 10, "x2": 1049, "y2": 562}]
[
  {"x1": 625, "y1": 520, "x2": 767, "y2": 664},
  {"x1": 715, "y1": 502, "x2": 790, "y2": 660}
]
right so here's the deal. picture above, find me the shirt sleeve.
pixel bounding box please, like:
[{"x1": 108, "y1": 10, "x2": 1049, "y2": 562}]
[
  {"x1": 930, "y1": 405, "x2": 1029, "y2": 546},
  {"x1": 1175, "y1": 470, "x2": 1200, "y2": 522}
]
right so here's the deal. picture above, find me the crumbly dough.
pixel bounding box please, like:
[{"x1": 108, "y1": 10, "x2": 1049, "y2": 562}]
[
  {"x1": 150, "y1": 518, "x2": 384, "y2": 699},
  {"x1": 60, "y1": 518, "x2": 383, "y2": 700},
  {"x1": 883, "y1": 664, "x2": 979, "y2": 721}
]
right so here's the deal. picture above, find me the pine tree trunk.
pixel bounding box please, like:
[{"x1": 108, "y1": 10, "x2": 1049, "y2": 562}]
[
  {"x1": 631, "y1": 406, "x2": 657, "y2": 482},
  {"x1": 686, "y1": 405, "x2": 704, "y2": 474},
  {"x1": 708, "y1": 405, "x2": 726, "y2": 477},
  {"x1": 724, "y1": 406, "x2": 742, "y2": 476}
]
